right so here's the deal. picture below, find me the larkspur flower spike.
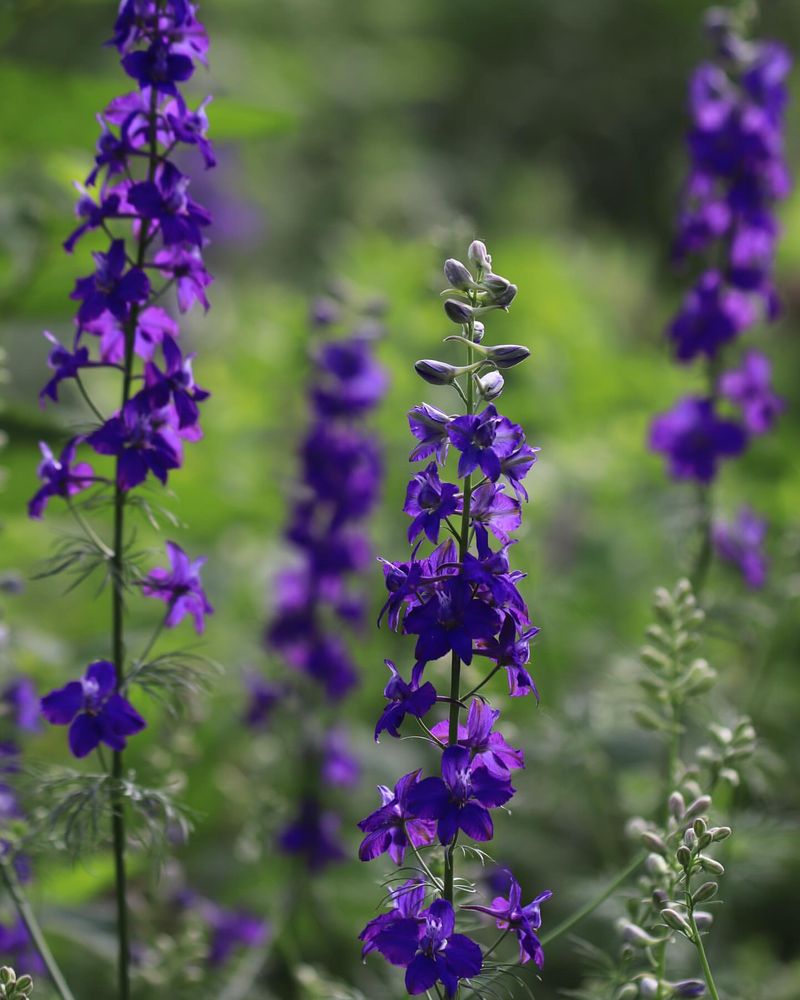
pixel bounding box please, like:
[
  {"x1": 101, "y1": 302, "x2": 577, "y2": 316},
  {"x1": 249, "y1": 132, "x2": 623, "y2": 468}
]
[
  {"x1": 649, "y1": 11, "x2": 790, "y2": 590},
  {"x1": 358, "y1": 242, "x2": 551, "y2": 997}
]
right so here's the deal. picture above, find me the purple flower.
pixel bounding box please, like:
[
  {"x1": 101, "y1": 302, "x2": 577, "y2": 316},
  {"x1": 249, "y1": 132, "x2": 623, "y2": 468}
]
[
  {"x1": 713, "y1": 506, "x2": 768, "y2": 588},
  {"x1": 122, "y1": 40, "x2": 195, "y2": 95},
  {"x1": 39, "y1": 331, "x2": 92, "y2": 405},
  {"x1": 28, "y1": 439, "x2": 95, "y2": 519},
  {"x1": 86, "y1": 393, "x2": 182, "y2": 490},
  {"x1": 649, "y1": 397, "x2": 746, "y2": 483},
  {"x1": 447, "y1": 405, "x2": 503, "y2": 480},
  {"x1": 359, "y1": 879, "x2": 427, "y2": 958},
  {"x1": 41, "y1": 660, "x2": 146, "y2": 758},
  {"x1": 667, "y1": 270, "x2": 755, "y2": 362},
  {"x1": 165, "y1": 96, "x2": 216, "y2": 169},
  {"x1": 129, "y1": 162, "x2": 211, "y2": 247},
  {"x1": 153, "y1": 246, "x2": 213, "y2": 312},
  {"x1": 144, "y1": 335, "x2": 209, "y2": 430},
  {"x1": 358, "y1": 770, "x2": 437, "y2": 864},
  {"x1": 374, "y1": 659, "x2": 437, "y2": 741},
  {"x1": 2, "y1": 678, "x2": 41, "y2": 733},
  {"x1": 369, "y1": 898, "x2": 482, "y2": 997},
  {"x1": 407, "y1": 745, "x2": 515, "y2": 844},
  {"x1": 719, "y1": 350, "x2": 784, "y2": 434},
  {"x1": 71, "y1": 239, "x2": 150, "y2": 324},
  {"x1": 242, "y1": 672, "x2": 282, "y2": 729},
  {"x1": 465, "y1": 875, "x2": 552, "y2": 968},
  {"x1": 141, "y1": 540, "x2": 213, "y2": 633},
  {"x1": 408, "y1": 403, "x2": 452, "y2": 463},
  {"x1": 322, "y1": 727, "x2": 360, "y2": 788},
  {"x1": 404, "y1": 576, "x2": 501, "y2": 667},
  {"x1": 312, "y1": 336, "x2": 388, "y2": 417},
  {"x1": 203, "y1": 902, "x2": 269, "y2": 968},
  {"x1": 430, "y1": 699, "x2": 524, "y2": 777},
  {"x1": 403, "y1": 462, "x2": 462, "y2": 544},
  {"x1": 0, "y1": 918, "x2": 46, "y2": 976},
  {"x1": 476, "y1": 614, "x2": 541, "y2": 699},
  {"x1": 278, "y1": 798, "x2": 346, "y2": 872},
  {"x1": 469, "y1": 482, "x2": 521, "y2": 546}
]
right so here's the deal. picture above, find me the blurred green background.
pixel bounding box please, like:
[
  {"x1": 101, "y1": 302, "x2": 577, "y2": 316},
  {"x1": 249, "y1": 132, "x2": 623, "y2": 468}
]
[{"x1": 1, "y1": 0, "x2": 800, "y2": 997}]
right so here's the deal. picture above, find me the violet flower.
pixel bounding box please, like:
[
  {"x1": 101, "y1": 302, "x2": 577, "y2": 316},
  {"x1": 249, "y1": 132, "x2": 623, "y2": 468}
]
[{"x1": 141, "y1": 540, "x2": 213, "y2": 633}]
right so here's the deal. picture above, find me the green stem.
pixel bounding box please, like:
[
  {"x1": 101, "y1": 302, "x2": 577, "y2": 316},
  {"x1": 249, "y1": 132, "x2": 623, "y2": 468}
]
[
  {"x1": 0, "y1": 857, "x2": 76, "y2": 1000},
  {"x1": 539, "y1": 851, "x2": 647, "y2": 946},
  {"x1": 462, "y1": 665, "x2": 501, "y2": 701},
  {"x1": 691, "y1": 484, "x2": 713, "y2": 596},
  {"x1": 481, "y1": 928, "x2": 510, "y2": 962},
  {"x1": 688, "y1": 908, "x2": 722, "y2": 1000}
]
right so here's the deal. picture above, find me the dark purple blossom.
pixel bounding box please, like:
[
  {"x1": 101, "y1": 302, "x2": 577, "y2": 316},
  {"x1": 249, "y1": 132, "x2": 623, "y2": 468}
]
[
  {"x1": 141, "y1": 540, "x2": 213, "y2": 633},
  {"x1": 469, "y1": 482, "x2": 521, "y2": 546},
  {"x1": 41, "y1": 660, "x2": 146, "y2": 759},
  {"x1": 374, "y1": 659, "x2": 437, "y2": 741},
  {"x1": 203, "y1": 902, "x2": 269, "y2": 968},
  {"x1": 129, "y1": 162, "x2": 211, "y2": 247},
  {"x1": 144, "y1": 335, "x2": 209, "y2": 429},
  {"x1": 2, "y1": 678, "x2": 41, "y2": 733},
  {"x1": 28, "y1": 439, "x2": 94, "y2": 519},
  {"x1": 649, "y1": 397, "x2": 746, "y2": 484},
  {"x1": 465, "y1": 875, "x2": 552, "y2": 967},
  {"x1": 430, "y1": 699, "x2": 524, "y2": 777},
  {"x1": 407, "y1": 745, "x2": 515, "y2": 844},
  {"x1": 668, "y1": 270, "x2": 754, "y2": 362},
  {"x1": 39, "y1": 332, "x2": 93, "y2": 405},
  {"x1": 278, "y1": 798, "x2": 346, "y2": 872},
  {"x1": 403, "y1": 462, "x2": 462, "y2": 544},
  {"x1": 719, "y1": 349, "x2": 784, "y2": 434},
  {"x1": 242, "y1": 672, "x2": 282, "y2": 729},
  {"x1": 713, "y1": 506, "x2": 768, "y2": 589},
  {"x1": 312, "y1": 336, "x2": 388, "y2": 417},
  {"x1": 122, "y1": 40, "x2": 194, "y2": 94},
  {"x1": 447, "y1": 405, "x2": 503, "y2": 480},
  {"x1": 322, "y1": 727, "x2": 360, "y2": 788},
  {"x1": 153, "y1": 246, "x2": 213, "y2": 312},
  {"x1": 368, "y1": 898, "x2": 482, "y2": 997},
  {"x1": 359, "y1": 879, "x2": 427, "y2": 959},
  {"x1": 408, "y1": 403, "x2": 452, "y2": 463},
  {"x1": 404, "y1": 576, "x2": 501, "y2": 667},
  {"x1": 86, "y1": 393, "x2": 182, "y2": 490},
  {"x1": 71, "y1": 239, "x2": 150, "y2": 324},
  {"x1": 358, "y1": 770, "x2": 437, "y2": 864},
  {"x1": 0, "y1": 918, "x2": 46, "y2": 976},
  {"x1": 476, "y1": 613, "x2": 541, "y2": 699}
]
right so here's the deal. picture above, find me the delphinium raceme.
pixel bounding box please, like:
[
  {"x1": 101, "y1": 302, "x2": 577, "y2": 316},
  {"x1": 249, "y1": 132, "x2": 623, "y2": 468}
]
[
  {"x1": 254, "y1": 291, "x2": 387, "y2": 877},
  {"x1": 23, "y1": 2, "x2": 214, "y2": 996},
  {"x1": 357, "y1": 241, "x2": 551, "y2": 998},
  {"x1": 649, "y1": 6, "x2": 790, "y2": 592}
]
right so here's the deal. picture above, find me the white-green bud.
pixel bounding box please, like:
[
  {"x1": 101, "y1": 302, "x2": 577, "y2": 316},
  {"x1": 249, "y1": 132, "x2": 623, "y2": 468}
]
[
  {"x1": 645, "y1": 852, "x2": 669, "y2": 876},
  {"x1": 476, "y1": 370, "x2": 505, "y2": 401},
  {"x1": 641, "y1": 831, "x2": 668, "y2": 855},
  {"x1": 676, "y1": 845, "x2": 692, "y2": 869},
  {"x1": 472, "y1": 320, "x2": 486, "y2": 343},
  {"x1": 668, "y1": 791, "x2": 686, "y2": 819},
  {"x1": 615, "y1": 985, "x2": 638, "y2": 1000},
  {"x1": 698, "y1": 854, "x2": 725, "y2": 875},
  {"x1": 639, "y1": 977, "x2": 660, "y2": 998},
  {"x1": 692, "y1": 880, "x2": 719, "y2": 904},
  {"x1": 685, "y1": 795, "x2": 712, "y2": 819},
  {"x1": 710, "y1": 825, "x2": 732, "y2": 842},
  {"x1": 468, "y1": 239, "x2": 492, "y2": 270},
  {"x1": 622, "y1": 922, "x2": 661, "y2": 948},
  {"x1": 661, "y1": 908, "x2": 691, "y2": 935},
  {"x1": 683, "y1": 828, "x2": 697, "y2": 849}
]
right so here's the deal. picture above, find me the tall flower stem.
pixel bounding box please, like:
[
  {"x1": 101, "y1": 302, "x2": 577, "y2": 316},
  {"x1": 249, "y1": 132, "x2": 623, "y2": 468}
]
[
  {"x1": 443, "y1": 309, "x2": 477, "y2": 906},
  {"x1": 0, "y1": 857, "x2": 76, "y2": 1000},
  {"x1": 688, "y1": 906, "x2": 722, "y2": 1000},
  {"x1": 108, "y1": 82, "x2": 159, "y2": 1000}
]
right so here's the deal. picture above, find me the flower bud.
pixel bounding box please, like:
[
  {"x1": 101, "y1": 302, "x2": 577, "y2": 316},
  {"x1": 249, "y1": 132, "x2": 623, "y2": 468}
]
[
  {"x1": 443, "y1": 298, "x2": 474, "y2": 325},
  {"x1": 443, "y1": 258, "x2": 474, "y2": 290},
  {"x1": 685, "y1": 795, "x2": 711, "y2": 820},
  {"x1": 639, "y1": 977, "x2": 659, "y2": 998},
  {"x1": 622, "y1": 922, "x2": 660, "y2": 948},
  {"x1": 615, "y1": 985, "x2": 638, "y2": 1000},
  {"x1": 668, "y1": 791, "x2": 686, "y2": 819},
  {"x1": 652, "y1": 888, "x2": 669, "y2": 910},
  {"x1": 414, "y1": 360, "x2": 459, "y2": 386},
  {"x1": 710, "y1": 825, "x2": 732, "y2": 842},
  {"x1": 694, "y1": 910, "x2": 714, "y2": 930},
  {"x1": 693, "y1": 818, "x2": 707, "y2": 837},
  {"x1": 14, "y1": 977, "x2": 33, "y2": 997},
  {"x1": 692, "y1": 881, "x2": 719, "y2": 904},
  {"x1": 482, "y1": 273, "x2": 511, "y2": 296},
  {"x1": 0, "y1": 970, "x2": 14, "y2": 988},
  {"x1": 472, "y1": 320, "x2": 486, "y2": 343},
  {"x1": 661, "y1": 908, "x2": 691, "y2": 935},
  {"x1": 698, "y1": 854, "x2": 725, "y2": 875},
  {"x1": 683, "y1": 828, "x2": 697, "y2": 849},
  {"x1": 484, "y1": 344, "x2": 530, "y2": 369},
  {"x1": 476, "y1": 370, "x2": 505, "y2": 401},
  {"x1": 641, "y1": 831, "x2": 668, "y2": 855},
  {"x1": 493, "y1": 282, "x2": 518, "y2": 308},
  {"x1": 645, "y1": 853, "x2": 668, "y2": 876},
  {"x1": 676, "y1": 845, "x2": 692, "y2": 868},
  {"x1": 468, "y1": 239, "x2": 492, "y2": 270},
  {"x1": 672, "y1": 980, "x2": 706, "y2": 998}
]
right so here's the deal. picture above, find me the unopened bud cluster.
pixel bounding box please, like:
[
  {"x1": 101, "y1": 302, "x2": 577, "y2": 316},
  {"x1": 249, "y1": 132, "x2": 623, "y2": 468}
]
[
  {"x1": 0, "y1": 968, "x2": 33, "y2": 1000},
  {"x1": 416, "y1": 240, "x2": 528, "y2": 400}
]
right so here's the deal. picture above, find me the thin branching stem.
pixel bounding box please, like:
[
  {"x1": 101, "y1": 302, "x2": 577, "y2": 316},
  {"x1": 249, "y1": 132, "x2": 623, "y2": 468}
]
[{"x1": 0, "y1": 856, "x2": 76, "y2": 1000}]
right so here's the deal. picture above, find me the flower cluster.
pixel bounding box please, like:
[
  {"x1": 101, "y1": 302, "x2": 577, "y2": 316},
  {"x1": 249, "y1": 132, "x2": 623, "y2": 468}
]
[
  {"x1": 358, "y1": 242, "x2": 550, "y2": 997},
  {"x1": 29, "y1": 0, "x2": 214, "y2": 520},
  {"x1": 254, "y1": 292, "x2": 387, "y2": 870},
  {"x1": 30, "y1": 1, "x2": 214, "y2": 758},
  {"x1": 649, "y1": 9, "x2": 790, "y2": 588}
]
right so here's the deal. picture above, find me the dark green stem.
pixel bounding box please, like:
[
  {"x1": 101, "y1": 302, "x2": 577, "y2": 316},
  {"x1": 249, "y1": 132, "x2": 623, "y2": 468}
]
[
  {"x1": 0, "y1": 857, "x2": 76, "y2": 1000},
  {"x1": 686, "y1": 888, "x2": 722, "y2": 1000}
]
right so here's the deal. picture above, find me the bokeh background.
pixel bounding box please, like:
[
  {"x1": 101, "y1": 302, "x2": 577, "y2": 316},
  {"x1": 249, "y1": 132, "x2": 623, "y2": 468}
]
[{"x1": 1, "y1": 0, "x2": 800, "y2": 997}]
